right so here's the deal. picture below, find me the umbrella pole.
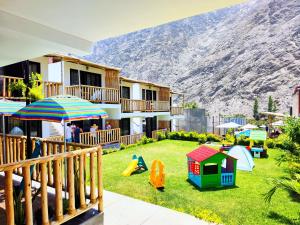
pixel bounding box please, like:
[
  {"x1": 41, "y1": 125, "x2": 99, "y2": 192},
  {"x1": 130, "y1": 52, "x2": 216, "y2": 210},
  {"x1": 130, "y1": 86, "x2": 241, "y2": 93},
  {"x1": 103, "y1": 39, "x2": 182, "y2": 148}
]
[
  {"x1": 2, "y1": 115, "x2": 6, "y2": 164},
  {"x1": 63, "y1": 119, "x2": 67, "y2": 199}
]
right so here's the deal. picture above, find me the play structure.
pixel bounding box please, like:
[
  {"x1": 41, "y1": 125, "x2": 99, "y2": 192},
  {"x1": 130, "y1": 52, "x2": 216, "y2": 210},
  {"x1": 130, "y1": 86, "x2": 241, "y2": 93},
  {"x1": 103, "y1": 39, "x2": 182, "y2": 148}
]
[
  {"x1": 149, "y1": 160, "x2": 165, "y2": 189},
  {"x1": 227, "y1": 145, "x2": 254, "y2": 171},
  {"x1": 186, "y1": 145, "x2": 237, "y2": 189},
  {"x1": 249, "y1": 130, "x2": 267, "y2": 158},
  {"x1": 122, "y1": 155, "x2": 148, "y2": 176}
]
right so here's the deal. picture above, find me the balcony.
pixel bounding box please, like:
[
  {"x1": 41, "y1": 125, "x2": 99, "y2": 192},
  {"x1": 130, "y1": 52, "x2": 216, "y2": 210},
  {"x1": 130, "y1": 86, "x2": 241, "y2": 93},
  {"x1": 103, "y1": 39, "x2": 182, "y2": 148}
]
[
  {"x1": 65, "y1": 85, "x2": 120, "y2": 103},
  {"x1": 171, "y1": 107, "x2": 184, "y2": 115},
  {"x1": 0, "y1": 75, "x2": 62, "y2": 99},
  {"x1": 121, "y1": 99, "x2": 170, "y2": 113}
]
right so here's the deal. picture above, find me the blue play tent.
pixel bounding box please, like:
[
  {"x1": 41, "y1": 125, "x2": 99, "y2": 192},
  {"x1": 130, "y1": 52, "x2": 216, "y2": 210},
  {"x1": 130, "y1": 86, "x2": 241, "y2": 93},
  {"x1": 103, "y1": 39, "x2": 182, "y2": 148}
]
[{"x1": 226, "y1": 146, "x2": 254, "y2": 171}]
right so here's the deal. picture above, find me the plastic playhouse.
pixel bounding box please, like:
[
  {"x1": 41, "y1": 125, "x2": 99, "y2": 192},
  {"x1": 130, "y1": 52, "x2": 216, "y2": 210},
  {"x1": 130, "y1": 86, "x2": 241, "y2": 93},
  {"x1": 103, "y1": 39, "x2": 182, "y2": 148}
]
[
  {"x1": 122, "y1": 155, "x2": 148, "y2": 176},
  {"x1": 149, "y1": 160, "x2": 165, "y2": 189},
  {"x1": 249, "y1": 130, "x2": 268, "y2": 158},
  {"x1": 186, "y1": 145, "x2": 237, "y2": 189}
]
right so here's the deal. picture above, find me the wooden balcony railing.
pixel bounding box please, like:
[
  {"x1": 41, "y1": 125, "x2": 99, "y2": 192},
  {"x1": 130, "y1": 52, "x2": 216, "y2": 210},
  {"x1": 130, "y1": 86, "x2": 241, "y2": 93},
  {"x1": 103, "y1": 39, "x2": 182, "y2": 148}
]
[
  {"x1": 0, "y1": 75, "x2": 62, "y2": 99},
  {"x1": 171, "y1": 107, "x2": 184, "y2": 115},
  {"x1": 43, "y1": 81, "x2": 62, "y2": 97},
  {"x1": 120, "y1": 133, "x2": 144, "y2": 146},
  {"x1": 80, "y1": 128, "x2": 120, "y2": 146},
  {"x1": 121, "y1": 99, "x2": 171, "y2": 112},
  {"x1": 66, "y1": 85, "x2": 119, "y2": 103},
  {"x1": 152, "y1": 101, "x2": 170, "y2": 111},
  {"x1": 121, "y1": 99, "x2": 146, "y2": 112},
  {"x1": 0, "y1": 144, "x2": 103, "y2": 225}
]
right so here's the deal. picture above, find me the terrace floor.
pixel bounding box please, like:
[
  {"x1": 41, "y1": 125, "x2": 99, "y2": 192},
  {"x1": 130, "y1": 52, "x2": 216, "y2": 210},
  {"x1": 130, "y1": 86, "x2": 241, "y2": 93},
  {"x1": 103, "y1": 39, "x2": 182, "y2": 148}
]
[
  {"x1": 103, "y1": 190, "x2": 209, "y2": 225},
  {"x1": 0, "y1": 174, "x2": 208, "y2": 225}
]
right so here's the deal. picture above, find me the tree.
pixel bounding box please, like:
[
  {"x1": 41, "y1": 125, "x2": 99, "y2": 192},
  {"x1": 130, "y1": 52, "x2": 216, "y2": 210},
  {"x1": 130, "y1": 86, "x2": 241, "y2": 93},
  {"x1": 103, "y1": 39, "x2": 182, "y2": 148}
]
[
  {"x1": 268, "y1": 96, "x2": 274, "y2": 112},
  {"x1": 253, "y1": 98, "x2": 259, "y2": 120},
  {"x1": 184, "y1": 101, "x2": 198, "y2": 109},
  {"x1": 272, "y1": 100, "x2": 278, "y2": 112}
]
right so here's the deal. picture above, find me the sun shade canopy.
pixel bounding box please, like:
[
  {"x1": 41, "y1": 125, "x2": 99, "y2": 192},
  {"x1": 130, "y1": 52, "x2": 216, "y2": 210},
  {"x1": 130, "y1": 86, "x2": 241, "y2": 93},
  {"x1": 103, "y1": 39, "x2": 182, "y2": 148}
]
[
  {"x1": 12, "y1": 95, "x2": 108, "y2": 123},
  {"x1": 0, "y1": 99, "x2": 26, "y2": 116}
]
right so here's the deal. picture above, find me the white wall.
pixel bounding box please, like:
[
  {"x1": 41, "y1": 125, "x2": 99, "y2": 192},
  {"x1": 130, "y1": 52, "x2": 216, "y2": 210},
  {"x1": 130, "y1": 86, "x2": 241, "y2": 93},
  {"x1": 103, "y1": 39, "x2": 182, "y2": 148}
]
[
  {"x1": 132, "y1": 83, "x2": 141, "y2": 100},
  {"x1": 30, "y1": 56, "x2": 49, "y2": 81},
  {"x1": 130, "y1": 117, "x2": 143, "y2": 134},
  {"x1": 63, "y1": 61, "x2": 106, "y2": 87}
]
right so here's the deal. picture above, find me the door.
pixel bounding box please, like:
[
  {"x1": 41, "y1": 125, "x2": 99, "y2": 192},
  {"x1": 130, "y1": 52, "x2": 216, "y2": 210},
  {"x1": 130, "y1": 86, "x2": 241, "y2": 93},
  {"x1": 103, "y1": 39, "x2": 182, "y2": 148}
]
[
  {"x1": 145, "y1": 116, "x2": 157, "y2": 138},
  {"x1": 120, "y1": 118, "x2": 130, "y2": 136}
]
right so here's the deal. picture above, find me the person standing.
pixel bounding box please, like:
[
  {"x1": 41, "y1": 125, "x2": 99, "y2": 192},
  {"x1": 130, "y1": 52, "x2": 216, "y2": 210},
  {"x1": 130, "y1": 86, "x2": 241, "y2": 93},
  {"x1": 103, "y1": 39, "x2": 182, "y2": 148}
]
[
  {"x1": 65, "y1": 123, "x2": 72, "y2": 143},
  {"x1": 74, "y1": 125, "x2": 81, "y2": 143}
]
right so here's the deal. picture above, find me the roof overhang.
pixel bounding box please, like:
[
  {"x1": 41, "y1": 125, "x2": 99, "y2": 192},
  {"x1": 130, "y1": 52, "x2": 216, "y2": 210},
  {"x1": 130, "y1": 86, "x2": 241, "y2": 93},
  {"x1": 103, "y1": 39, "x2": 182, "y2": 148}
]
[{"x1": 0, "y1": 0, "x2": 246, "y2": 66}]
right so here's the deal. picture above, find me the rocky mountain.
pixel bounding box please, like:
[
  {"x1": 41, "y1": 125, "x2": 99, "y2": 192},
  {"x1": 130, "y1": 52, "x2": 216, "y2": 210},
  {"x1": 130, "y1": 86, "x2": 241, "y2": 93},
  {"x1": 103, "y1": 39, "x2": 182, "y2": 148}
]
[{"x1": 86, "y1": 0, "x2": 300, "y2": 117}]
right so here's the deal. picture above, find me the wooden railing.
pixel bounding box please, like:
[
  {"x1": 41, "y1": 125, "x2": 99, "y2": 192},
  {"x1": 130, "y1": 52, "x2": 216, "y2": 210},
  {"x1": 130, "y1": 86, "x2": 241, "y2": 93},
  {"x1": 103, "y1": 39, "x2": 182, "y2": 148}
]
[
  {"x1": 171, "y1": 107, "x2": 184, "y2": 115},
  {"x1": 121, "y1": 99, "x2": 171, "y2": 112},
  {"x1": 152, "y1": 101, "x2": 170, "y2": 111},
  {"x1": 0, "y1": 75, "x2": 62, "y2": 99},
  {"x1": 0, "y1": 145, "x2": 103, "y2": 225},
  {"x1": 80, "y1": 128, "x2": 120, "y2": 146},
  {"x1": 43, "y1": 81, "x2": 62, "y2": 97},
  {"x1": 66, "y1": 85, "x2": 119, "y2": 103},
  {"x1": 152, "y1": 129, "x2": 168, "y2": 140},
  {"x1": 121, "y1": 99, "x2": 146, "y2": 112},
  {"x1": 120, "y1": 133, "x2": 144, "y2": 146}
]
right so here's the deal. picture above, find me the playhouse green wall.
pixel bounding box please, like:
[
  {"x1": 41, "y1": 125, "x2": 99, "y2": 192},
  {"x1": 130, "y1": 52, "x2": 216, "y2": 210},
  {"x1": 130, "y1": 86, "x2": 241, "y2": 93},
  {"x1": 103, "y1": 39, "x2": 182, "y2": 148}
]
[{"x1": 200, "y1": 153, "x2": 227, "y2": 188}]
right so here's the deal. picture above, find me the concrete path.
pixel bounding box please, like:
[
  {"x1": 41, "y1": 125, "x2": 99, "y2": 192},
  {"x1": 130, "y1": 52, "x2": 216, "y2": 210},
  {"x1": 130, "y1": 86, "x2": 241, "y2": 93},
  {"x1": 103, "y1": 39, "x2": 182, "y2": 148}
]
[{"x1": 103, "y1": 190, "x2": 211, "y2": 225}]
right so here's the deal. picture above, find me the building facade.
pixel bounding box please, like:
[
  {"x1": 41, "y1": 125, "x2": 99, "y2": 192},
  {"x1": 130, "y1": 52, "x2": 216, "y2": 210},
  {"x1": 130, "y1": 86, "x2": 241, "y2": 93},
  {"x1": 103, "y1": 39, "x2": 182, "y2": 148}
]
[{"x1": 0, "y1": 53, "x2": 184, "y2": 145}]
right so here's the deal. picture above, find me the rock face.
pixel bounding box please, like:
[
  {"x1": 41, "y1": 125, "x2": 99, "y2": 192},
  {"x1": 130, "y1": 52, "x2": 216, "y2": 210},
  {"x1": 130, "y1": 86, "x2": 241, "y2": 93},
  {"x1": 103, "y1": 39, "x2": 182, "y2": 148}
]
[{"x1": 86, "y1": 0, "x2": 300, "y2": 117}]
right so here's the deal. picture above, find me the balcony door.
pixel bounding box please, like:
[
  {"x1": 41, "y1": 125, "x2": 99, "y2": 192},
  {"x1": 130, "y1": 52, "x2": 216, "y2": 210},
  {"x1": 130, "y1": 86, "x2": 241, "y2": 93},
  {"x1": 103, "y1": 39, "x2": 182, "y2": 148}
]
[
  {"x1": 120, "y1": 118, "x2": 130, "y2": 136},
  {"x1": 70, "y1": 69, "x2": 101, "y2": 87},
  {"x1": 145, "y1": 116, "x2": 157, "y2": 138},
  {"x1": 142, "y1": 89, "x2": 157, "y2": 101}
]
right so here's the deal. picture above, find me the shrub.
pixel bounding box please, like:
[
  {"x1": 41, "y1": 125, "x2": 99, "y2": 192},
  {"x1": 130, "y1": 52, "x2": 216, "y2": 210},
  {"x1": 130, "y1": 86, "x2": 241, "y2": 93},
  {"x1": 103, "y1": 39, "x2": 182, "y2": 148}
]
[
  {"x1": 198, "y1": 134, "x2": 207, "y2": 144},
  {"x1": 206, "y1": 133, "x2": 222, "y2": 142},
  {"x1": 120, "y1": 143, "x2": 126, "y2": 150},
  {"x1": 275, "y1": 134, "x2": 295, "y2": 151},
  {"x1": 139, "y1": 136, "x2": 155, "y2": 145},
  {"x1": 237, "y1": 135, "x2": 251, "y2": 146},
  {"x1": 157, "y1": 131, "x2": 166, "y2": 141},
  {"x1": 265, "y1": 138, "x2": 275, "y2": 148}
]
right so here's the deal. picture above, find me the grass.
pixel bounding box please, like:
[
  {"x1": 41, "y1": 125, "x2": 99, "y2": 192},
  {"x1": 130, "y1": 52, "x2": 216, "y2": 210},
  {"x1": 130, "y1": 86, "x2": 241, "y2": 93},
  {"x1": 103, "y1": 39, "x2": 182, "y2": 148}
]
[{"x1": 101, "y1": 140, "x2": 299, "y2": 225}]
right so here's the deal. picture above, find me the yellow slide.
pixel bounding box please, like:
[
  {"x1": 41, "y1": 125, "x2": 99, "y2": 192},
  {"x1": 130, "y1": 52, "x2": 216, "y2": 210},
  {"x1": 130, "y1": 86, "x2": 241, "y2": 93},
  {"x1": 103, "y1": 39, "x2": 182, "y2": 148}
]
[{"x1": 122, "y1": 159, "x2": 138, "y2": 176}]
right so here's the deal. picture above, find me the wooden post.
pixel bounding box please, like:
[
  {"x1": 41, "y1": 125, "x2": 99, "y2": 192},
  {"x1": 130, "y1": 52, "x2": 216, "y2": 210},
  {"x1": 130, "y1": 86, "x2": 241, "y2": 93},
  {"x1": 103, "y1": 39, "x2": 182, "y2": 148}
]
[
  {"x1": 24, "y1": 166, "x2": 33, "y2": 225},
  {"x1": 79, "y1": 154, "x2": 86, "y2": 209},
  {"x1": 41, "y1": 162, "x2": 50, "y2": 225},
  {"x1": 90, "y1": 152, "x2": 96, "y2": 203},
  {"x1": 5, "y1": 170, "x2": 14, "y2": 225},
  {"x1": 97, "y1": 147, "x2": 103, "y2": 212},
  {"x1": 67, "y1": 155, "x2": 76, "y2": 214},
  {"x1": 53, "y1": 146, "x2": 63, "y2": 221}
]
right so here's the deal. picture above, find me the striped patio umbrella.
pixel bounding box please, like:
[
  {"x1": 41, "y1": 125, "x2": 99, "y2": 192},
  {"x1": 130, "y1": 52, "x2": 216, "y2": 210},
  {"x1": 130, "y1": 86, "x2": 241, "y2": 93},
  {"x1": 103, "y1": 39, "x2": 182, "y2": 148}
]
[
  {"x1": 12, "y1": 95, "x2": 108, "y2": 122},
  {"x1": 0, "y1": 99, "x2": 26, "y2": 164},
  {"x1": 12, "y1": 95, "x2": 108, "y2": 197}
]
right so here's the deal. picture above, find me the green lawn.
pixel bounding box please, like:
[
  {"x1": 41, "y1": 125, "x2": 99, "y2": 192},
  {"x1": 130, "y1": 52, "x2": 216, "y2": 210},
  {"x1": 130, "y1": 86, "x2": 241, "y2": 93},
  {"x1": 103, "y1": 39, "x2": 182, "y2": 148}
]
[{"x1": 102, "y1": 140, "x2": 299, "y2": 225}]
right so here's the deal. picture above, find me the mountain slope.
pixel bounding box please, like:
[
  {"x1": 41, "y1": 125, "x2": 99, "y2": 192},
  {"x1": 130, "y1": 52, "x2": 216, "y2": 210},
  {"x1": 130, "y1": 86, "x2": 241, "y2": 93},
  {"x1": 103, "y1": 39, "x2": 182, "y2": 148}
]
[{"x1": 86, "y1": 0, "x2": 300, "y2": 116}]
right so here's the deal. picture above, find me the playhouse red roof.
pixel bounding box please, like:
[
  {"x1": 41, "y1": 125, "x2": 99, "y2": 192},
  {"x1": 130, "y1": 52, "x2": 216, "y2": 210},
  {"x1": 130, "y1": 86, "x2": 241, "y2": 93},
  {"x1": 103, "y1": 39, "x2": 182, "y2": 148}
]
[{"x1": 186, "y1": 145, "x2": 221, "y2": 162}]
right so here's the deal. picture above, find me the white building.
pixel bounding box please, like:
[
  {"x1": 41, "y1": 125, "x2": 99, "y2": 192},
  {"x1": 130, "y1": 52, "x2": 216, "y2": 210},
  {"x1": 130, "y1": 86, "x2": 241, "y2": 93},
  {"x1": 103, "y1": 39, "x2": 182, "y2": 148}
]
[{"x1": 292, "y1": 85, "x2": 300, "y2": 117}]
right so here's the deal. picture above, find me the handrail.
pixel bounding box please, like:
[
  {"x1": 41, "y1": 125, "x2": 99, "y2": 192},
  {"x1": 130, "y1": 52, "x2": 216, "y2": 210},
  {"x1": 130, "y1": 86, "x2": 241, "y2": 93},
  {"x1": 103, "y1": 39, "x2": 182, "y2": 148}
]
[
  {"x1": 80, "y1": 128, "x2": 120, "y2": 145},
  {"x1": 171, "y1": 107, "x2": 184, "y2": 115},
  {"x1": 120, "y1": 133, "x2": 144, "y2": 146},
  {"x1": 65, "y1": 85, "x2": 120, "y2": 103},
  {"x1": 121, "y1": 99, "x2": 171, "y2": 112},
  {"x1": 2, "y1": 145, "x2": 103, "y2": 225}
]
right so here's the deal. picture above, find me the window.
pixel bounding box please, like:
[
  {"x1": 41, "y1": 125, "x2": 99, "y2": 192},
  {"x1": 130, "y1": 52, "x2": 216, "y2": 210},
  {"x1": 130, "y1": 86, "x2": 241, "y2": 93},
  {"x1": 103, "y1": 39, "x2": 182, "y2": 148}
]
[
  {"x1": 121, "y1": 86, "x2": 130, "y2": 99},
  {"x1": 142, "y1": 89, "x2": 157, "y2": 101},
  {"x1": 188, "y1": 161, "x2": 200, "y2": 175},
  {"x1": 203, "y1": 163, "x2": 218, "y2": 175},
  {"x1": 70, "y1": 69, "x2": 79, "y2": 85},
  {"x1": 70, "y1": 69, "x2": 102, "y2": 87}
]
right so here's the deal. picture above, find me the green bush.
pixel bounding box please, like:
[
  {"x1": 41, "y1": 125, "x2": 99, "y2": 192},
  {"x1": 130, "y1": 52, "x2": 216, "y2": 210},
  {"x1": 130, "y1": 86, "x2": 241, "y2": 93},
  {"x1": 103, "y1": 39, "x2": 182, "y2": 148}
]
[
  {"x1": 139, "y1": 136, "x2": 155, "y2": 145},
  {"x1": 198, "y1": 134, "x2": 207, "y2": 144},
  {"x1": 275, "y1": 134, "x2": 295, "y2": 151},
  {"x1": 237, "y1": 135, "x2": 251, "y2": 146},
  {"x1": 157, "y1": 131, "x2": 167, "y2": 141},
  {"x1": 120, "y1": 143, "x2": 126, "y2": 150},
  {"x1": 206, "y1": 133, "x2": 222, "y2": 142},
  {"x1": 265, "y1": 138, "x2": 275, "y2": 148}
]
